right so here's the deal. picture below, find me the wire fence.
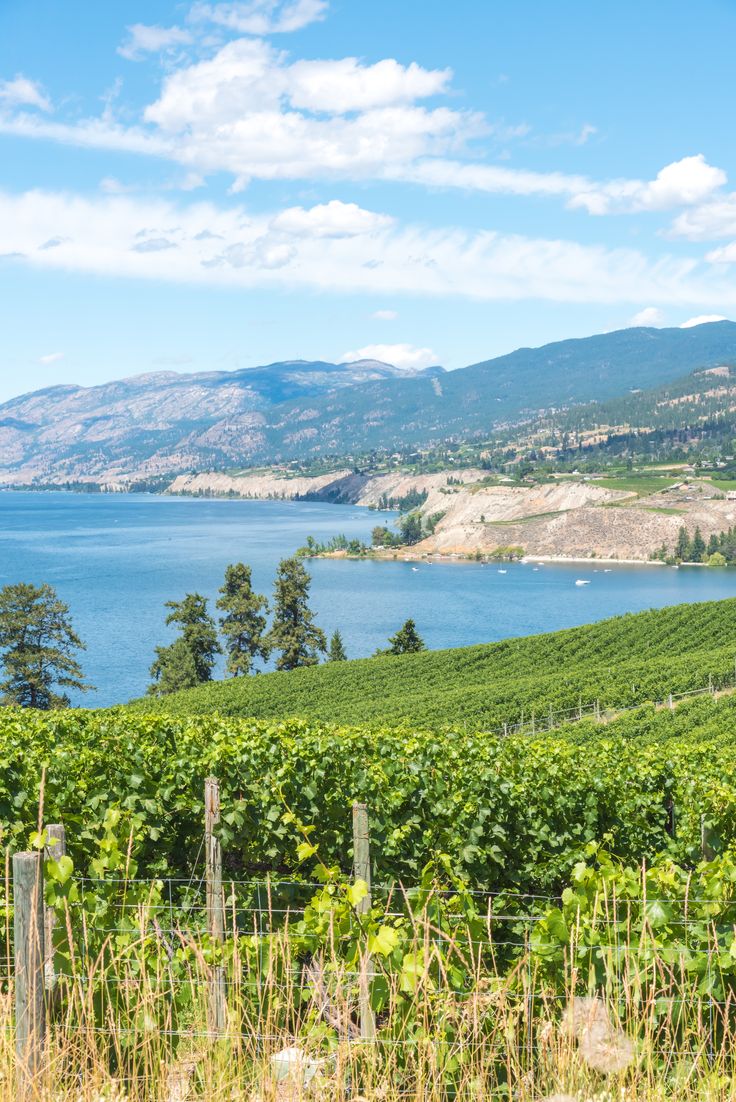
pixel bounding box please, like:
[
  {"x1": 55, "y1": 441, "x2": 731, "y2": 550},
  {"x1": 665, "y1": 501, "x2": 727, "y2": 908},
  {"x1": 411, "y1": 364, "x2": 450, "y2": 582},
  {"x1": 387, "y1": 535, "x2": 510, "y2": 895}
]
[{"x1": 478, "y1": 666, "x2": 735, "y2": 738}]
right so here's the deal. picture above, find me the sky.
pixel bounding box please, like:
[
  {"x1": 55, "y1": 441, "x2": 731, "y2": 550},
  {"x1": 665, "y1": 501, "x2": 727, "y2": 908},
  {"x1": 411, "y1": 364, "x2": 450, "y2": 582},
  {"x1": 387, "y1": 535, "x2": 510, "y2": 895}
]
[{"x1": 1, "y1": 0, "x2": 735, "y2": 403}]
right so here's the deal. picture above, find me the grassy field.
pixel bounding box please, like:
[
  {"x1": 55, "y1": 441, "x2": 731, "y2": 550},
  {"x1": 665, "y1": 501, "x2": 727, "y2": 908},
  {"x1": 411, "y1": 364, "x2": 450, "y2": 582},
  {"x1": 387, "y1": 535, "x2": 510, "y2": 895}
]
[
  {"x1": 595, "y1": 475, "x2": 679, "y2": 496},
  {"x1": 129, "y1": 597, "x2": 736, "y2": 729}
]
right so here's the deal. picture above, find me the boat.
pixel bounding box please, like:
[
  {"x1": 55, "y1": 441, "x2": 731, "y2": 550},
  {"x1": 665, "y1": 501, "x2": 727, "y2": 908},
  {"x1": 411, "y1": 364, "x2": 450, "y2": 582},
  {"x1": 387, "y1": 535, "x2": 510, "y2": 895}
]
[
  {"x1": 498, "y1": 569, "x2": 507, "y2": 574},
  {"x1": 575, "y1": 579, "x2": 590, "y2": 586}
]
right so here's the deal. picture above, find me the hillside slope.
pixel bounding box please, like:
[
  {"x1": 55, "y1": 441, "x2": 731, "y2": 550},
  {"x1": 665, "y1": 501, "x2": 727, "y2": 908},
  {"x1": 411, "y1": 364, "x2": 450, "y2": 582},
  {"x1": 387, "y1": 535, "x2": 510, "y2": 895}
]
[
  {"x1": 129, "y1": 598, "x2": 736, "y2": 729},
  {"x1": 2, "y1": 321, "x2": 735, "y2": 484}
]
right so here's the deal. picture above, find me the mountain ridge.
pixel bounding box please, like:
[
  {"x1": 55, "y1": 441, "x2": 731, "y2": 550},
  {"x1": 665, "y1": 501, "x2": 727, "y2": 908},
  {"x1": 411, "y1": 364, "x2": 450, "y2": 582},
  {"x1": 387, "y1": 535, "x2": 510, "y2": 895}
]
[{"x1": 1, "y1": 321, "x2": 735, "y2": 485}]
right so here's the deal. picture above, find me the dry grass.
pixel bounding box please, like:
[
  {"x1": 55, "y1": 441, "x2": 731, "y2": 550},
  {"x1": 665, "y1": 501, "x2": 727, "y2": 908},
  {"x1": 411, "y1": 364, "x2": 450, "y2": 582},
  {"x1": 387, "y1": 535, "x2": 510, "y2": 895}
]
[{"x1": 5, "y1": 910, "x2": 736, "y2": 1102}]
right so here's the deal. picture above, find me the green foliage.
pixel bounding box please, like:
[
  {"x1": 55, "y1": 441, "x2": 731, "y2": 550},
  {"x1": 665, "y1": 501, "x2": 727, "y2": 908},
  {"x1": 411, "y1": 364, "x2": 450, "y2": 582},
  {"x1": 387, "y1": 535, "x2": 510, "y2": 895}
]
[
  {"x1": 0, "y1": 581, "x2": 90, "y2": 709},
  {"x1": 7, "y1": 689, "x2": 736, "y2": 894},
  {"x1": 217, "y1": 562, "x2": 269, "y2": 676},
  {"x1": 267, "y1": 557, "x2": 326, "y2": 670},
  {"x1": 149, "y1": 593, "x2": 221, "y2": 695},
  {"x1": 135, "y1": 598, "x2": 736, "y2": 732},
  {"x1": 387, "y1": 619, "x2": 425, "y2": 655},
  {"x1": 398, "y1": 512, "x2": 424, "y2": 545},
  {"x1": 328, "y1": 629, "x2": 347, "y2": 662}
]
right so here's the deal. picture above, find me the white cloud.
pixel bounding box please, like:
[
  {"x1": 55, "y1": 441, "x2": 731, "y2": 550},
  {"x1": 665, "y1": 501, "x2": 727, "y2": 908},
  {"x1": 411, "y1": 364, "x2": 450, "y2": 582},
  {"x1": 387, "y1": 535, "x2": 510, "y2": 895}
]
[
  {"x1": 38, "y1": 352, "x2": 64, "y2": 364},
  {"x1": 629, "y1": 306, "x2": 665, "y2": 327},
  {"x1": 372, "y1": 309, "x2": 398, "y2": 320},
  {"x1": 4, "y1": 187, "x2": 736, "y2": 309},
  {"x1": 189, "y1": 0, "x2": 328, "y2": 34},
  {"x1": 706, "y1": 243, "x2": 736, "y2": 264},
  {"x1": 0, "y1": 36, "x2": 725, "y2": 223},
  {"x1": 118, "y1": 24, "x2": 193, "y2": 62},
  {"x1": 271, "y1": 200, "x2": 393, "y2": 237},
  {"x1": 670, "y1": 194, "x2": 736, "y2": 241},
  {"x1": 570, "y1": 155, "x2": 727, "y2": 215},
  {"x1": 679, "y1": 314, "x2": 728, "y2": 328},
  {"x1": 342, "y1": 343, "x2": 438, "y2": 370},
  {"x1": 286, "y1": 57, "x2": 451, "y2": 113},
  {"x1": 0, "y1": 75, "x2": 51, "y2": 112}
]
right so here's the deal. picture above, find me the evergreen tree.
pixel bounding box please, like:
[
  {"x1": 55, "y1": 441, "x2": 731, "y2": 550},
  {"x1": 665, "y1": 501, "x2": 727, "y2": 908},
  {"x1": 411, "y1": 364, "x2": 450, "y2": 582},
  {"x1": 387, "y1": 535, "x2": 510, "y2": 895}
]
[
  {"x1": 399, "y1": 513, "x2": 424, "y2": 545},
  {"x1": 708, "y1": 533, "x2": 720, "y2": 557},
  {"x1": 691, "y1": 526, "x2": 706, "y2": 563},
  {"x1": 267, "y1": 558, "x2": 327, "y2": 670},
  {"x1": 387, "y1": 618, "x2": 426, "y2": 655},
  {"x1": 328, "y1": 629, "x2": 347, "y2": 662},
  {"x1": 0, "y1": 582, "x2": 90, "y2": 709},
  {"x1": 217, "y1": 563, "x2": 269, "y2": 676},
  {"x1": 149, "y1": 593, "x2": 220, "y2": 695},
  {"x1": 675, "y1": 526, "x2": 691, "y2": 562}
]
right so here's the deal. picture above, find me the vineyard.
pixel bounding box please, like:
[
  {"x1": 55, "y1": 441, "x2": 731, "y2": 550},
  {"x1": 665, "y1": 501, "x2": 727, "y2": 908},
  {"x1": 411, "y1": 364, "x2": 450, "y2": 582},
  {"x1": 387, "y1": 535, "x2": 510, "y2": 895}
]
[
  {"x1": 4, "y1": 690, "x2": 736, "y2": 892},
  {"x1": 7, "y1": 598, "x2": 736, "y2": 1099},
  {"x1": 131, "y1": 597, "x2": 736, "y2": 729}
]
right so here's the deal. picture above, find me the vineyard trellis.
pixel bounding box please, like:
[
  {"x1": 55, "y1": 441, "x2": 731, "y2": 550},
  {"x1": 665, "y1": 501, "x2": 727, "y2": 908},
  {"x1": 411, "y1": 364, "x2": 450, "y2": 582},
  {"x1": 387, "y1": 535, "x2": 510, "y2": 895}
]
[{"x1": 9, "y1": 779, "x2": 736, "y2": 1099}]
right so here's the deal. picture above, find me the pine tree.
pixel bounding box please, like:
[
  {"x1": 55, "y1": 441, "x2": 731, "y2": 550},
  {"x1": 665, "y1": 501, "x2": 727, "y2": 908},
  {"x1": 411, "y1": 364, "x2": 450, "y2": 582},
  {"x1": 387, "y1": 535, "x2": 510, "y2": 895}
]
[
  {"x1": 149, "y1": 593, "x2": 220, "y2": 695},
  {"x1": 399, "y1": 513, "x2": 424, "y2": 545},
  {"x1": 675, "y1": 526, "x2": 691, "y2": 562},
  {"x1": 0, "y1": 582, "x2": 91, "y2": 709},
  {"x1": 217, "y1": 563, "x2": 269, "y2": 676},
  {"x1": 328, "y1": 629, "x2": 347, "y2": 662},
  {"x1": 387, "y1": 618, "x2": 426, "y2": 655},
  {"x1": 707, "y1": 533, "x2": 720, "y2": 557},
  {"x1": 691, "y1": 526, "x2": 706, "y2": 563},
  {"x1": 267, "y1": 558, "x2": 327, "y2": 670}
]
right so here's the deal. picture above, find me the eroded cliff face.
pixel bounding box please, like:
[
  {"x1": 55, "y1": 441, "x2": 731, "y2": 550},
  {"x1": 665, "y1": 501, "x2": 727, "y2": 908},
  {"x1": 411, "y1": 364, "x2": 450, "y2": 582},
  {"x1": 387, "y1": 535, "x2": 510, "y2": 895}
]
[
  {"x1": 165, "y1": 468, "x2": 736, "y2": 562},
  {"x1": 168, "y1": 470, "x2": 354, "y2": 500}
]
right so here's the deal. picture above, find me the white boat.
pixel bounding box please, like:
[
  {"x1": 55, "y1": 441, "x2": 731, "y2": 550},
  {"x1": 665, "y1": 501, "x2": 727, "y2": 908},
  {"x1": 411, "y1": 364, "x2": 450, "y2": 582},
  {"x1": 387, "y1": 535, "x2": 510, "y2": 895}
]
[
  {"x1": 575, "y1": 579, "x2": 590, "y2": 586},
  {"x1": 604, "y1": 569, "x2": 612, "y2": 573},
  {"x1": 498, "y1": 568, "x2": 507, "y2": 574},
  {"x1": 411, "y1": 566, "x2": 419, "y2": 572}
]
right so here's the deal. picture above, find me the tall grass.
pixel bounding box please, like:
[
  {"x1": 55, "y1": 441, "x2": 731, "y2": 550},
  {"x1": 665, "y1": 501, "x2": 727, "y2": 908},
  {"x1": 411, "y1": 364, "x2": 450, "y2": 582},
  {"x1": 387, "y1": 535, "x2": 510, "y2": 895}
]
[{"x1": 8, "y1": 892, "x2": 736, "y2": 1102}]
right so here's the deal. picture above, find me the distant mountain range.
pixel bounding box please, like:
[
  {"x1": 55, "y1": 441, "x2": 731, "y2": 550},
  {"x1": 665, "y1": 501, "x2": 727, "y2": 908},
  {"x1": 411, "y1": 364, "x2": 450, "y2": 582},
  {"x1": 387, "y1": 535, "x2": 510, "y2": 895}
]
[{"x1": 1, "y1": 321, "x2": 735, "y2": 484}]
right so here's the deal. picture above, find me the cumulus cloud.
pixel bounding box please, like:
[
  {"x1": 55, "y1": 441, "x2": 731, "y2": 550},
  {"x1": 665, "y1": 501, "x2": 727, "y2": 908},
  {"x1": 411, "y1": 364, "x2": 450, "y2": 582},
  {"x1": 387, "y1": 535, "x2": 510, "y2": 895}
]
[
  {"x1": 118, "y1": 24, "x2": 193, "y2": 61},
  {"x1": 3, "y1": 187, "x2": 736, "y2": 310},
  {"x1": 0, "y1": 75, "x2": 51, "y2": 112},
  {"x1": 570, "y1": 155, "x2": 726, "y2": 215},
  {"x1": 629, "y1": 306, "x2": 665, "y2": 327},
  {"x1": 189, "y1": 0, "x2": 328, "y2": 34},
  {"x1": 680, "y1": 314, "x2": 728, "y2": 328},
  {"x1": 271, "y1": 200, "x2": 393, "y2": 237},
  {"x1": 372, "y1": 309, "x2": 398, "y2": 320},
  {"x1": 0, "y1": 34, "x2": 726, "y2": 222},
  {"x1": 38, "y1": 351, "x2": 64, "y2": 364},
  {"x1": 342, "y1": 343, "x2": 439, "y2": 370}
]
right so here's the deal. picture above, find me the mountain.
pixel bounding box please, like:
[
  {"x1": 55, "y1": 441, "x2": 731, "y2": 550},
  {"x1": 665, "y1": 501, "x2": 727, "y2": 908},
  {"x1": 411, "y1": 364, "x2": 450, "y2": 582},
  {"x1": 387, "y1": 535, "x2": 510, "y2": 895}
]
[{"x1": 1, "y1": 322, "x2": 735, "y2": 484}]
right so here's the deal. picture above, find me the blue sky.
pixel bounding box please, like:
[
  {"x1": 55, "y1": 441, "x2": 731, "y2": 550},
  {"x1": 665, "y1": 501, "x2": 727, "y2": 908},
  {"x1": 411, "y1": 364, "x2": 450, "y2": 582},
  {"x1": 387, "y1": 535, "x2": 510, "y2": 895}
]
[{"x1": 1, "y1": 0, "x2": 735, "y2": 402}]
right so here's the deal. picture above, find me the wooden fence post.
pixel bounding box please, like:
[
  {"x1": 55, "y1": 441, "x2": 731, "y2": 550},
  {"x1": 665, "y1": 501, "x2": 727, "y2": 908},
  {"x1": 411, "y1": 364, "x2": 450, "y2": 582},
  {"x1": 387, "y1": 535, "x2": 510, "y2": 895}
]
[
  {"x1": 701, "y1": 814, "x2": 715, "y2": 861},
  {"x1": 43, "y1": 824, "x2": 66, "y2": 992},
  {"x1": 13, "y1": 851, "x2": 45, "y2": 1100},
  {"x1": 352, "y1": 802, "x2": 376, "y2": 1042},
  {"x1": 205, "y1": 777, "x2": 226, "y2": 1035}
]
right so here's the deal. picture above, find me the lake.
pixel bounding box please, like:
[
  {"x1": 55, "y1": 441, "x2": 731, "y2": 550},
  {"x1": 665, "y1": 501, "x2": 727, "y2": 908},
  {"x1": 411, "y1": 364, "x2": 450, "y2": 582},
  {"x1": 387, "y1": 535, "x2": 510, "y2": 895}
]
[{"x1": 2, "y1": 491, "x2": 736, "y2": 707}]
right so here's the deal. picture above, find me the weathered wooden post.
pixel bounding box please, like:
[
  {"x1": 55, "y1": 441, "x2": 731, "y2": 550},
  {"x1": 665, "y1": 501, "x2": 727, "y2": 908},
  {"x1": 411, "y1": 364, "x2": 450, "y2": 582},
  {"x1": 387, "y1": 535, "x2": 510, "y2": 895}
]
[
  {"x1": 352, "y1": 802, "x2": 376, "y2": 1042},
  {"x1": 205, "y1": 777, "x2": 227, "y2": 1035},
  {"x1": 43, "y1": 824, "x2": 66, "y2": 992},
  {"x1": 701, "y1": 814, "x2": 715, "y2": 861},
  {"x1": 14, "y1": 851, "x2": 45, "y2": 1099}
]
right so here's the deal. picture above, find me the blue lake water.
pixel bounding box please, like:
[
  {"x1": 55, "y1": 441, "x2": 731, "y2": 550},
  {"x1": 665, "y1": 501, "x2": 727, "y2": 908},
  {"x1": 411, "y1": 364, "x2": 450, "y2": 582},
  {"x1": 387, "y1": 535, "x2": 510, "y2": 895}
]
[{"x1": 2, "y1": 491, "x2": 736, "y2": 707}]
